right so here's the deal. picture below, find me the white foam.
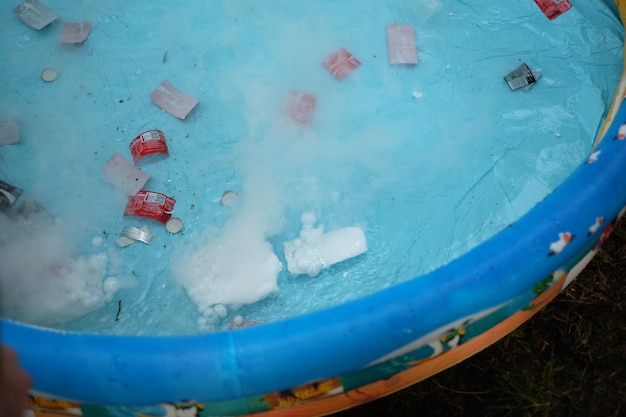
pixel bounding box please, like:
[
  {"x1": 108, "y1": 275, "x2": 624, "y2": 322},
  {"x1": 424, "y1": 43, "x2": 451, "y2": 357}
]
[
  {"x1": 175, "y1": 219, "x2": 282, "y2": 311},
  {"x1": 0, "y1": 216, "x2": 109, "y2": 326},
  {"x1": 102, "y1": 275, "x2": 138, "y2": 302},
  {"x1": 284, "y1": 212, "x2": 368, "y2": 277}
]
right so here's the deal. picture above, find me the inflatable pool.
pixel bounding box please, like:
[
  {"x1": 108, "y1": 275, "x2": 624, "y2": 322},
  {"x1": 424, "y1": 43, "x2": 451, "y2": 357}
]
[{"x1": 2, "y1": 0, "x2": 626, "y2": 416}]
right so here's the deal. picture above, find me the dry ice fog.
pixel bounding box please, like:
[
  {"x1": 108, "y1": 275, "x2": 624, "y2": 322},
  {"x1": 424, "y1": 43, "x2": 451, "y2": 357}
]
[{"x1": 1, "y1": 0, "x2": 621, "y2": 333}]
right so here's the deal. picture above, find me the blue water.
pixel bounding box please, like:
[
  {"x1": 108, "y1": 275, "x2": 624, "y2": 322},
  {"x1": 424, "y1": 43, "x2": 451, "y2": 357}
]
[{"x1": 0, "y1": 0, "x2": 623, "y2": 334}]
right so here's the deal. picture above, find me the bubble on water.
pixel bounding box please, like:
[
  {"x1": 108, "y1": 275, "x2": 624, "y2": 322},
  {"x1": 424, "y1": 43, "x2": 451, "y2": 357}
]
[
  {"x1": 301, "y1": 212, "x2": 317, "y2": 226},
  {"x1": 201, "y1": 308, "x2": 220, "y2": 324},
  {"x1": 103, "y1": 277, "x2": 121, "y2": 294},
  {"x1": 91, "y1": 236, "x2": 104, "y2": 248},
  {"x1": 231, "y1": 315, "x2": 244, "y2": 326},
  {"x1": 197, "y1": 316, "x2": 215, "y2": 332},
  {"x1": 213, "y1": 304, "x2": 228, "y2": 318}
]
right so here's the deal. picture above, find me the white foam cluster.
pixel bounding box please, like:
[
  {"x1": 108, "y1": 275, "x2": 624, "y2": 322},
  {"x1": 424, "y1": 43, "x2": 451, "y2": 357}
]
[
  {"x1": 196, "y1": 303, "x2": 230, "y2": 332},
  {"x1": 0, "y1": 215, "x2": 130, "y2": 326},
  {"x1": 284, "y1": 212, "x2": 368, "y2": 277},
  {"x1": 102, "y1": 275, "x2": 138, "y2": 302},
  {"x1": 175, "y1": 218, "x2": 282, "y2": 313}
]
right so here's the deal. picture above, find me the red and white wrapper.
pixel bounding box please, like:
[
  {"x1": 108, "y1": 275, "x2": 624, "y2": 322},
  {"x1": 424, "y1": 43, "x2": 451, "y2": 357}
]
[
  {"x1": 60, "y1": 22, "x2": 91, "y2": 44},
  {"x1": 386, "y1": 25, "x2": 418, "y2": 65},
  {"x1": 129, "y1": 130, "x2": 169, "y2": 164},
  {"x1": 285, "y1": 91, "x2": 316, "y2": 126},
  {"x1": 533, "y1": 0, "x2": 572, "y2": 20},
  {"x1": 323, "y1": 48, "x2": 361, "y2": 80},
  {"x1": 150, "y1": 80, "x2": 199, "y2": 119},
  {"x1": 124, "y1": 190, "x2": 176, "y2": 224}
]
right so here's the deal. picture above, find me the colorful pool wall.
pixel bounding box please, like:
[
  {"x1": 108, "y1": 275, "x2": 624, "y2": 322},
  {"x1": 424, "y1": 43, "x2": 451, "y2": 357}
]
[{"x1": 4, "y1": 1, "x2": 626, "y2": 416}]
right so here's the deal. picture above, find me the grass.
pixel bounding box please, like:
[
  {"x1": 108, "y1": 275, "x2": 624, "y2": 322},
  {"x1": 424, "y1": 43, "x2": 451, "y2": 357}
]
[{"x1": 333, "y1": 220, "x2": 626, "y2": 417}]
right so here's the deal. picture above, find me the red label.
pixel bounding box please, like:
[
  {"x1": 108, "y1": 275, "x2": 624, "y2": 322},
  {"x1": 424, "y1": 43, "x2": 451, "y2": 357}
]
[
  {"x1": 533, "y1": 0, "x2": 572, "y2": 20},
  {"x1": 323, "y1": 48, "x2": 361, "y2": 80},
  {"x1": 286, "y1": 91, "x2": 316, "y2": 126},
  {"x1": 129, "y1": 130, "x2": 169, "y2": 164},
  {"x1": 124, "y1": 190, "x2": 176, "y2": 224}
]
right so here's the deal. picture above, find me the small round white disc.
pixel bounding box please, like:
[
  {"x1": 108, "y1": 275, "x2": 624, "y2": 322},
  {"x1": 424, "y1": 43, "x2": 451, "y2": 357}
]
[
  {"x1": 166, "y1": 217, "x2": 183, "y2": 234},
  {"x1": 41, "y1": 68, "x2": 58, "y2": 82},
  {"x1": 220, "y1": 190, "x2": 239, "y2": 207}
]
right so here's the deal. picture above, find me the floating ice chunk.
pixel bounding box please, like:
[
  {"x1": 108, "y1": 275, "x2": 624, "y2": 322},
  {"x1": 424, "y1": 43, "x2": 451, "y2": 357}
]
[
  {"x1": 176, "y1": 229, "x2": 282, "y2": 309},
  {"x1": 284, "y1": 213, "x2": 367, "y2": 277},
  {"x1": 103, "y1": 153, "x2": 150, "y2": 196}
]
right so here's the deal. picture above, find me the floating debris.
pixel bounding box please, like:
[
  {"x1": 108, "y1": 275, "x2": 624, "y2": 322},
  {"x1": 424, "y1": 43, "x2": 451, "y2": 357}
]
[
  {"x1": 103, "y1": 153, "x2": 150, "y2": 196},
  {"x1": 285, "y1": 91, "x2": 316, "y2": 127},
  {"x1": 323, "y1": 47, "x2": 361, "y2": 80},
  {"x1": 0, "y1": 180, "x2": 22, "y2": 213},
  {"x1": 115, "y1": 300, "x2": 122, "y2": 321},
  {"x1": 116, "y1": 226, "x2": 154, "y2": 247},
  {"x1": 504, "y1": 63, "x2": 538, "y2": 91},
  {"x1": 13, "y1": 197, "x2": 54, "y2": 226},
  {"x1": 150, "y1": 80, "x2": 199, "y2": 120},
  {"x1": 41, "y1": 68, "x2": 58, "y2": 82},
  {"x1": 220, "y1": 190, "x2": 239, "y2": 207},
  {"x1": 0, "y1": 119, "x2": 20, "y2": 146},
  {"x1": 229, "y1": 315, "x2": 261, "y2": 329},
  {"x1": 13, "y1": 0, "x2": 57, "y2": 30},
  {"x1": 533, "y1": 0, "x2": 572, "y2": 21},
  {"x1": 386, "y1": 25, "x2": 418, "y2": 65},
  {"x1": 91, "y1": 235, "x2": 104, "y2": 248},
  {"x1": 129, "y1": 130, "x2": 169, "y2": 164},
  {"x1": 124, "y1": 190, "x2": 176, "y2": 224},
  {"x1": 283, "y1": 212, "x2": 368, "y2": 277},
  {"x1": 165, "y1": 217, "x2": 183, "y2": 234},
  {"x1": 59, "y1": 22, "x2": 92, "y2": 44}
]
